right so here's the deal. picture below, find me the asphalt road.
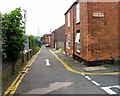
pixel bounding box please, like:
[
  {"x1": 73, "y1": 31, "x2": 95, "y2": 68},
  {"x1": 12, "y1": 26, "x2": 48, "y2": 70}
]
[
  {"x1": 87, "y1": 74, "x2": 119, "y2": 95},
  {"x1": 15, "y1": 46, "x2": 119, "y2": 95}
]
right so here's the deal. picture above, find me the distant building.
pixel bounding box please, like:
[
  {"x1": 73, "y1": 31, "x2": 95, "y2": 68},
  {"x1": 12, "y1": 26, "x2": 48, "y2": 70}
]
[
  {"x1": 50, "y1": 31, "x2": 55, "y2": 48},
  {"x1": 43, "y1": 34, "x2": 51, "y2": 45},
  {"x1": 50, "y1": 24, "x2": 65, "y2": 49},
  {"x1": 64, "y1": 0, "x2": 120, "y2": 62}
]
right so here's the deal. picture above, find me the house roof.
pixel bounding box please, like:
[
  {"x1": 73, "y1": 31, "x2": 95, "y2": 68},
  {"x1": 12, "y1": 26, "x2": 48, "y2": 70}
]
[
  {"x1": 51, "y1": 24, "x2": 65, "y2": 34},
  {"x1": 43, "y1": 34, "x2": 51, "y2": 36},
  {"x1": 64, "y1": 0, "x2": 79, "y2": 15}
]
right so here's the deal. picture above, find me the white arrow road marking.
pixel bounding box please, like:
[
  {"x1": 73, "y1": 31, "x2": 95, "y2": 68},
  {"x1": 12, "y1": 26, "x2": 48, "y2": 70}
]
[
  {"x1": 45, "y1": 59, "x2": 50, "y2": 66},
  {"x1": 26, "y1": 82, "x2": 73, "y2": 94},
  {"x1": 101, "y1": 85, "x2": 120, "y2": 95}
]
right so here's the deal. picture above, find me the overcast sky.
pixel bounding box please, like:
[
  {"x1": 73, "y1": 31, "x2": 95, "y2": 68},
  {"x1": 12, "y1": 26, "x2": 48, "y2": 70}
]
[{"x1": 0, "y1": 0, "x2": 75, "y2": 36}]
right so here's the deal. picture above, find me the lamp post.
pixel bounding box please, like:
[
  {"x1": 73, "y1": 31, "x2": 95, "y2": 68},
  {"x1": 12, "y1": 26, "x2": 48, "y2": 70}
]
[
  {"x1": 23, "y1": 10, "x2": 29, "y2": 52},
  {"x1": 23, "y1": 10, "x2": 27, "y2": 35}
]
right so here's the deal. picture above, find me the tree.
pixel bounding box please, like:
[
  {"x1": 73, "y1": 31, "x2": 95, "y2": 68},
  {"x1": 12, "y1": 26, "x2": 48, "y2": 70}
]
[
  {"x1": 29, "y1": 35, "x2": 35, "y2": 50},
  {"x1": 2, "y1": 8, "x2": 25, "y2": 63}
]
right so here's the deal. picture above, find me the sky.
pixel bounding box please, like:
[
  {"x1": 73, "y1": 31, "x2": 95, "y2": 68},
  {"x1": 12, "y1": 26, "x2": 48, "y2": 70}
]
[{"x1": 0, "y1": 0, "x2": 75, "y2": 37}]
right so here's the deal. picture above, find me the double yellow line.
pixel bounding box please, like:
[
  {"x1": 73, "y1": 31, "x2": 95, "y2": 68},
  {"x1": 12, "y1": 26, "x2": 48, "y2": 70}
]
[
  {"x1": 3, "y1": 46, "x2": 43, "y2": 96},
  {"x1": 50, "y1": 49, "x2": 120, "y2": 75}
]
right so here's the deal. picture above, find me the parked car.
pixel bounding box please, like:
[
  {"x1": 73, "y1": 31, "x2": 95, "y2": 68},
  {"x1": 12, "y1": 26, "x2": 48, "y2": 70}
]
[{"x1": 45, "y1": 44, "x2": 49, "y2": 47}]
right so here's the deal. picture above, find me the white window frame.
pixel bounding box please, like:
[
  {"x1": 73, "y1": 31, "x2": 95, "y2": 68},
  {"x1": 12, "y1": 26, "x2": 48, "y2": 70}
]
[
  {"x1": 75, "y1": 31, "x2": 80, "y2": 53},
  {"x1": 67, "y1": 33, "x2": 70, "y2": 49},
  {"x1": 76, "y1": 43, "x2": 80, "y2": 53},
  {"x1": 68, "y1": 12, "x2": 70, "y2": 27},
  {"x1": 76, "y1": 3, "x2": 80, "y2": 23},
  {"x1": 75, "y1": 33, "x2": 80, "y2": 43}
]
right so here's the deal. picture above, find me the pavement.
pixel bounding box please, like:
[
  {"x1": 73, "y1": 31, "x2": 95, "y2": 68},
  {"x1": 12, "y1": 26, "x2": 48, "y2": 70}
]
[{"x1": 52, "y1": 49, "x2": 120, "y2": 74}]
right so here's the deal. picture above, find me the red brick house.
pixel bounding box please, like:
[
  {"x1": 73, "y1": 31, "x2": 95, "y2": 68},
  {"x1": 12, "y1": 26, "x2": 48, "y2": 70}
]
[
  {"x1": 50, "y1": 31, "x2": 55, "y2": 48},
  {"x1": 65, "y1": 0, "x2": 120, "y2": 62},
  {"x1": 55, "y1": 24, "x2": 65, "y2": 49},
  {"x1": 50, "y1": 24, "x2": 65, "y2": 49},
  {"x1": 43, "y1": 34, "x2": 51, "y2": 46}
]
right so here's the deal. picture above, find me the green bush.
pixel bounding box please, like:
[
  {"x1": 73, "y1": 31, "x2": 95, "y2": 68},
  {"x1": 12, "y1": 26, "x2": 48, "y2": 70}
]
[{"x1": 34, "y1": 46, "x2": 40, "y2": 53}]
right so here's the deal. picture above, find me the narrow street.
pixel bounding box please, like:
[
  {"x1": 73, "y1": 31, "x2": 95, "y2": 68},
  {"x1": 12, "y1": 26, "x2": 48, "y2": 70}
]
[
  {"x1": 1, "y1": 0, "x2": 120, "y2": 95},
  {"x1": 12, "y1": 46, "x2": 107, "y2": 95},
  {"x1": 3, "y1": 46, "x2": 119, "y2": 95}
]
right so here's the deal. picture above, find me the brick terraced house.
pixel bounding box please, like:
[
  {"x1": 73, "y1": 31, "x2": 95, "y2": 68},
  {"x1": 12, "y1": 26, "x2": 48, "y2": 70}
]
[
  {"x1": 50, "y1": 31, "x2": 55, "y2": 48},
  {"x1": 64, "y1": 0, "x2": 120, "y2": 63},
  {"x1": 50, "y1": 24, "x2": 65, "y2": 49},
  {"x1": 43, "y1": 34, "x2": 51, "y2": 46}
]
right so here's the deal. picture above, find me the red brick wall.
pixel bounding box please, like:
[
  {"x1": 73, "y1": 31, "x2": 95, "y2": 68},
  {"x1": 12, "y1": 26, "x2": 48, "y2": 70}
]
[
  {"x1": 51, "y1": 32, "x2": 55, "y2": 48},
  {"x1": 86, "y1": 2, "x2": 119, "y2": 61},
  {"x1": 2, "y1": 50, "x2": 34, "y2": 82},
  {"x1": 65, "y1": 1, "x2": 119, "y2": 61},
  {"x1": 54, "y1": 25, "x2": 65, "y2": 49},
  {"x1": 65, "y1": 5, "x2": 75, "y2": 56},
  {"x1": 118, "y1": 1, "x2": 120, "y2": 56},
  {"x1": 44, "y1": 34, "x2": 51, "y2": 45},
  {"x1": 74, "y1": 2, "x2": 88, "y2": 60},
  {"x1": 2, "y1": 64, "x2": 13, "y2": 81}
]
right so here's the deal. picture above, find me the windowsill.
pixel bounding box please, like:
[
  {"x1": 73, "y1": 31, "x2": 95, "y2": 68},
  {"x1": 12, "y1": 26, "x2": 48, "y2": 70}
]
[
  {"x1": 76, "y1": 21, "x2": 80, "y2": 25},
  {"x1": 67, "y1": 47, "x2": 70, "y2": 49},
  {"x1": 77, "y1": 50, "x2": 80, "y2": 53}
]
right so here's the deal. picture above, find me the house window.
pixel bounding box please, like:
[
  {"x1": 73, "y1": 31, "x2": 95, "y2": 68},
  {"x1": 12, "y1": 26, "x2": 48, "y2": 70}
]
[
  {"x1": 76, "y1": 3, "x2": 80, "y2": 23},
  {"x1": 68, "y1": 12, "x2": 70, "y2": 27},
  {"x1": 67, "y1": 33, "x2": 70, "y2": 49},
  {"x1": 75, "y1": 30, "x2": 80, "y2": 53}
]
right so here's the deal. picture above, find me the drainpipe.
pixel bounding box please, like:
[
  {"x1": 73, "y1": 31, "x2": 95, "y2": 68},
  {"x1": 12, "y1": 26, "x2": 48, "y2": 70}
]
[
  {"x1": 87, "y1": 1, "x2": 89, "y2": 61},
  {"x1": 73, "y1": 5, "x2": 75, "y2": 57}
]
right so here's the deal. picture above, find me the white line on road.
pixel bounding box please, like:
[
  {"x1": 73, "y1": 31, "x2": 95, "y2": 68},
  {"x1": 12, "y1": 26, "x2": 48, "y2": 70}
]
[
  {"x1": 85, "y1": 76, "x2": 91, "y2": 80},
  {"x1": 110, "y1": 85, "x2": 120, "y2": 89},
  {"x1": 91, "y1": 80, "x2": 100, "y2": 86},
  {"x1": 81, "y1": 73, "x2": 85, "y2": 76}
]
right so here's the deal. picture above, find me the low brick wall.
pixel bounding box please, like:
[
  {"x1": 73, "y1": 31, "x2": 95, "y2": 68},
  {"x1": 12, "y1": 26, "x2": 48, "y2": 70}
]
[
  {"x1": 22, "y1": 53, "x2": 28, "y2": 63},
  {"x1": 14, "y1": 58, "x2": 22, "y2": 69},
  {"x1": 2, "y1": 58, "x2": 23, "y2": 81},
  {"x1": 30, "y1": 50, "x2": 34, "y2": 57},
  {"x1": 2, "y1": 63, "x2": 13, "y2": 81},
  {"x1": 27, "y1": 51, "x2": 31, "y2": 60},
  {"x1": 2, "y1": 50, "x2": 34, "y2": 82}
]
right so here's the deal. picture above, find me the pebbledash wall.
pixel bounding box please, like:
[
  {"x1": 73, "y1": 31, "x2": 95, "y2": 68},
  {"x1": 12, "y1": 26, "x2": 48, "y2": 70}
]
[{"x1": 65, "y1": 0, "x2": 120, "y2": 62}]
